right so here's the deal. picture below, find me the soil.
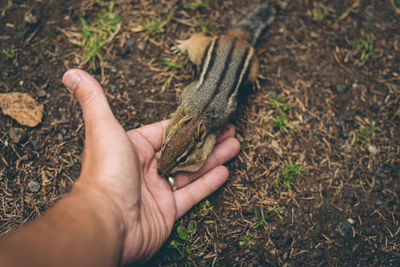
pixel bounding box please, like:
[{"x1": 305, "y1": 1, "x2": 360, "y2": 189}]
[{"x1": 0, "y1": 0, "x2": 399, "y2": 266}]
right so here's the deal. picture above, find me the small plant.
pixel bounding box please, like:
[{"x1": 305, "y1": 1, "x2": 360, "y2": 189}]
[
  {"x1": 352, "y1": 35, "x2": 374, "y2": 63},
  {"x1": 169, "y1": 220, "x2": 198, "y2": 258},
  {"x1": 277, "y1": 160, "x2": 306, "y2": 190},
  {"x1": 160, "y1": 51, "x2": 188, "y2": 71},
  {"x1": 255, "y1": 208, "x2": 269, "y2": 230},
  {"x1": 196, "y1": 20, "x2": 213, "y2": 34},
  {"x1": 312, "y1": 5, "x2": 328, "y2": 21},
  {"x1": 238, "y1": 135, "x2": 248, "y2": 150},
  {"x1": 2, "y1": 46, "x2": 15, "y2": 60},
  {"x1": 239, "y1": 234, "x2": 256, "y2": 249},
  {"x1": 197, "y1": 199, "x2": 214, "y2": 217},
  {"x1": 1, "y1": 2, "x2": 10, "y2": 17},
  {"x1": 266, "y1": 92, "x2": 291, "y2": 111},
  {"x1": 357, "y1": 121, "x2": 376, "y2": 149},
  {"x1": 186, "y1": 0, "x2": 211, "y2": 9},
  {"x1": 273, "y1": 114, "x2": 294, "y2": 133},
  {"x1": 79, "y1": 2, "x2": 121, "y2": 68},
  {"x1": 141, "y1": 11, "x2": 174, "y2": 38},
  {"x1": 255, "y1": 207, "x2": 283, "y2": 230}
]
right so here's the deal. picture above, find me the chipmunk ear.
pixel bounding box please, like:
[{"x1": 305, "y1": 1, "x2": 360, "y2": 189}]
[{"x1": 195, "y1": 122, "x2": 207, "y2": 141}]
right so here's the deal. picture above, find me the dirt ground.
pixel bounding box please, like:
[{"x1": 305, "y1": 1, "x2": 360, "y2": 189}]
[{"x1": 0, "y1": 0, "x2": 399, "y2": 266}]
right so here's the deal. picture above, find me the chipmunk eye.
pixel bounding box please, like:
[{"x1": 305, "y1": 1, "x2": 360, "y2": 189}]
[
  {"x1": 176, "y1": 150, "x2": 189, "y2": 163},
  {"x1": 179, "y1": 115, "x2": 192, "y2": 126}
]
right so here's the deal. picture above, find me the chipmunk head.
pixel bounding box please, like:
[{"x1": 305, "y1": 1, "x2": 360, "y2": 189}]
[{"x1": 157, "y1": 115, "x2": 214, "y2": 176}]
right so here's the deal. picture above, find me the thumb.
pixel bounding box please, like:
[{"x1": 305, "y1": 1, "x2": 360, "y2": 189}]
[{"x1": 62, "y1": 69, "x2": 118, "y2": 130}]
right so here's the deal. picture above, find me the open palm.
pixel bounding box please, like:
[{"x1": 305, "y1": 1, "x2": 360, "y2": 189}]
[{"x1": 63, "y1": 69, "x2": 240, "y2": 265}]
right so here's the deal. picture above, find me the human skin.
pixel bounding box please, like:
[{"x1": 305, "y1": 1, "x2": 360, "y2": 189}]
[{"x1": 0, "y1": 69, "x2": 240, "y2": 266}]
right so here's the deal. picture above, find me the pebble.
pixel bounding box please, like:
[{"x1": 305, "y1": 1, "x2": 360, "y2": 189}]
[
  {"x1": 341, "y1": 108, "x2": 354, "y2": 122},
  {"x1": 303, "y1": 113, "x2": 313, "y2": 124},
  {"x1": 243, "y1": 205, "x2": 255, "y2": 216},
  {"x1": 368, "y1": 144, "x2": 378, "y2": 155},
  {"x1": 216, "y1": 242, "x2": 227, "y2": 250},
  {"x1": 37, "y1": 89, "x2": 47, "y2": 97},
  {"x1": 375, "y1": 166, "x2": 382, "y2": 176},
  {"x1": 314, "y1": 224, "x2": 322, "y2": 235},
  {"x1": 24, "y1": 11, "x2": 39, "y2": 25},
  {"x1": 277, "y1": 0, "x2": 288, "y2": 9},
  {"x1": 230, "y1": 225, "x2": 244, "y2": 234},
  {"x1": 331, "y1": 83, "x2": 348, "y2": 94},
  {"x1": 9, "y1": 128, "x2": 26, "y2": 143},
  {"x1": 31, "y1": 137, "x2": 41, "y2": 149},
  {"x1": 129, "y1": 79, "x2": 137, "y2": 87},
  {"x1": 282, "y1": 251, "x2": 289, "y2": 261},
  {"x1": 347, "y1": 218, "x2": 355, "y2": 225},
  {"x1": 332, "y1": 116, "x2": 342, "y2": 127},
  {"x1": 126, "y1": 38, "x2": 135, "y2": 47},
  {"x1": 312, "y1": 135, "x2": 322, "y2": 141},
  {"x1": 197, "y1": 259, "x2": 208, "y2": 267},
  {"x1": 28, "y1": 181, "x2": 40, "y2": 193},
  {"x1": 365, "y1": 15, "x2": 374, "y2": 22},
  {"x1": 335, "y1": 221, "x2": 352, "y2": 238},
  {"x1": 303, "y1": 204, "x2": 309, "y2": 213},
  {"x1": 309, "y1": 248, "x2": 323, "y2": 259},
  {"x1": 340, "y1": 131, "x2": 349, "y2": 139},
  {"x1": 61, "y1": 127, "x2": 68, "y2": 135}
]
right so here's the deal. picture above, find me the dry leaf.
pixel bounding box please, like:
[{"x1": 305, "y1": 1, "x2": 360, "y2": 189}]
[{"x1": 0, "y1": 92, "x2": 43, "y2": 127}]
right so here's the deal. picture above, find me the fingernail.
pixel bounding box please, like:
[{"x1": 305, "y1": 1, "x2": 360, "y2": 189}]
[{"x1": 62, "y1": 70, "x2": 82, "y2": 94}]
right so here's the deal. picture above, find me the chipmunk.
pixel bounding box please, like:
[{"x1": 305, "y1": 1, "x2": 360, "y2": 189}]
[{"x1": 157, "y1": 1, "x2": 276, "y2": 176}]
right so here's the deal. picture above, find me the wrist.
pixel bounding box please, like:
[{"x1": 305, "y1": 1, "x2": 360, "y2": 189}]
[{"x1": 70, "y1": 180, "x2": 126, "y2": 264}]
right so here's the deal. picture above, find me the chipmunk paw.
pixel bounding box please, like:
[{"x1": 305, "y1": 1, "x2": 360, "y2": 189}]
[{"x1": 171, "y1": 39, "x2": 190, "y2": 54}]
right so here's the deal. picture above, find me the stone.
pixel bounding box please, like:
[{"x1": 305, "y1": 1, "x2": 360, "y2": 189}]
[
  {"x1": 277, "y1": 1, "x2": 288, "y2": 9},
  {"x1": 9, "y1": 127, "x2": 26, "y2": 143},
  {"x1": 37, "y1": 90, "x2": 47, "y2": 98},
  {"x1": 24, "y1": 11, "x2": 39, "y2": 25},
  {"x1": 303, "y1": 114, "x2": 313, "y2": 124},
  {"x1": 0, "y1": 92, "x2": 43, "y2": 127},
  {"x1": 126, "y1": 38, "x2": 135, "y2": 47},
  {"x1": 230, "y1": 225, "x2": 244, "y2": 234},
  {"x1": 28, "y1": 181, "x2": 40, "y2": 193},
  {"x1": 309, "y1": 248, "x2": 323, "y2": 259},
  {"x1": 336, "y1": 221, "x2": 352, "y2": 238},
  {"x1": 243, "y1": 205, "x2": 255, "y2": 216},
  {"x1": 332, "y1": 116, "x2": 342, "y2": 127},
  {"x1": 368, "y1": 144, "x2": 378, "y2": 155},
  {"x1": 331, "y1": 83, "x2": 348, "y2": 94},
  {"x1": 341, "y1": 108, "x2": 354, "y2": 122}
]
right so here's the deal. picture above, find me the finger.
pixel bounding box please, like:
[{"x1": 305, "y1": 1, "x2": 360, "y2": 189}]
[
  {"x1": 127, "y1": 120, "x2": 169, "y2": 151},
  {"x1": 62, "y1": 69, "x2": 119, "y2": 131},
  {"x1": 174, "y1": 166, "x2": 229, "y2": 219},
  {"x1": 174, "y1": 137, "x2": 240, "y2": 188}
]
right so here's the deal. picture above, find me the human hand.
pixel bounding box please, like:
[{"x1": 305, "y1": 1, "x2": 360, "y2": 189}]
[{"x1": 62, "y1": 69, "x2": 240, "y2": 264}]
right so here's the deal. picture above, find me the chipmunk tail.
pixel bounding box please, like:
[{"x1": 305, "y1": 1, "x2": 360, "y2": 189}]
[{"x1": 229, "y1": 0, "x2": 276, "y2": 46}]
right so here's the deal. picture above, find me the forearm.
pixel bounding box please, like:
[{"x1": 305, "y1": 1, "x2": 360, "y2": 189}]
[{"x1": 0, "y1": 182, "x2": 125, "y2": 267}]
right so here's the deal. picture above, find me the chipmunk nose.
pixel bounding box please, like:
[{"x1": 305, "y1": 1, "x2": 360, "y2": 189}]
[{"x1": 157, "y1": 156, "x2": 171, "y2": 177}]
